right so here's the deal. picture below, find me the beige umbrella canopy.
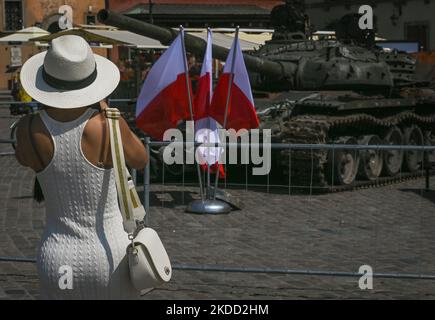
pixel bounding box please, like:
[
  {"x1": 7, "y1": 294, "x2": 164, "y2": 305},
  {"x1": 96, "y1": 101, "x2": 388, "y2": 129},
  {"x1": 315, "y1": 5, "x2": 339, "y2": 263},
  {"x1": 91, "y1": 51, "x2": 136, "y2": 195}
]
[
  {"x1": 0, "y1": 26, "x2": 50, "y2": 44},
  {"x1": 31, "y1": 27, "x2": 266, "y2": 50},
  {"x1": 31, "y1": 27, "x2": 169, "y2": 49},
  {"x1": 188, "y1": 31, "x2": 262, "y2": 51},
  {"x1": 31, "y1": 28, "x2": 128, "y2": 46}
]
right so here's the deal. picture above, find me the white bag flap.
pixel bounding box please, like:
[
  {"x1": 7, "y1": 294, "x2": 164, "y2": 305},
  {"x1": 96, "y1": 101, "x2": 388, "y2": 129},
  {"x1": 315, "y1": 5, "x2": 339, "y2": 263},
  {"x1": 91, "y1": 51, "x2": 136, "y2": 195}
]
[{"x1": 133, "y1": 228, "x2": 172, "y2": 282}]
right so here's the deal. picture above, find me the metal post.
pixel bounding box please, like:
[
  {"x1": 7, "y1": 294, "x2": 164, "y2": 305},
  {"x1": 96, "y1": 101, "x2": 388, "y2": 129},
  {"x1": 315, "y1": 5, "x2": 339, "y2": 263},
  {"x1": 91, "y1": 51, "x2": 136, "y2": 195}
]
[
  {"x1": 180, "y1": 27, "x2": 205, "y2": 202},
  {"x1": 144, "y1": 137, "x2": 150, "y2": 214},
  {"x1": 207, "y1": 164, "x2": 211, "y2": 199},
  {"x1": 148, "y1": 0, "x2": 154, "y2": 24},
  {"x1": 132, "y1": 169, "x2": 137, "y2": 185},
  {"x1": 135, "y1": 53, "x2": 141, "y2": 98}
]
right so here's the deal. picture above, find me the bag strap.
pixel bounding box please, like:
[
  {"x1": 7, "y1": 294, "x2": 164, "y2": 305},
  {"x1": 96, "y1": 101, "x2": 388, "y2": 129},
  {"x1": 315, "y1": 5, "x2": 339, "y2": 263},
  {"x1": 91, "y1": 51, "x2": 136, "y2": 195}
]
[
  {"x1": 105, "y1": 108, "x2": 146, "y2": 235},
  {"x1": 98, "y1": 111, "x2": 110, "y2": 168}
]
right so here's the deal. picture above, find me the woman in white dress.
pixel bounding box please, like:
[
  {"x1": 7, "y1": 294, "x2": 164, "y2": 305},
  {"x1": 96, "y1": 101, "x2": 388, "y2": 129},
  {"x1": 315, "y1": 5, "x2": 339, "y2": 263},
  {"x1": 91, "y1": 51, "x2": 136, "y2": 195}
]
[{"x1": 14, "y1": 35, "x2": 148, "y2": 299}]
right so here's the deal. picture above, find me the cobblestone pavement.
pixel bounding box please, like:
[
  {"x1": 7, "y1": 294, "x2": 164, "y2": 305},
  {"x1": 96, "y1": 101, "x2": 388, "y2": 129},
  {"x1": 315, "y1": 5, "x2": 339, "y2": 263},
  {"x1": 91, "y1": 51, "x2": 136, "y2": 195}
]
[
  {"x1": 1, "y1": 153, "x2": 435, "y2": 300},
  {"x1": 0, "y1": 107, "x2": 17, "y2": 154}
]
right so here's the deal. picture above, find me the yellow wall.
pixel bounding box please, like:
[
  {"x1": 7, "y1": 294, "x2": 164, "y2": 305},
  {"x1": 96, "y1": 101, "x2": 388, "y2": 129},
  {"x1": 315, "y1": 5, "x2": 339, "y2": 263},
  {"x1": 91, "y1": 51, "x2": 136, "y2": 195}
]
[{"x1": 0, "y1": 0, "x2": 106, "y2": 90}]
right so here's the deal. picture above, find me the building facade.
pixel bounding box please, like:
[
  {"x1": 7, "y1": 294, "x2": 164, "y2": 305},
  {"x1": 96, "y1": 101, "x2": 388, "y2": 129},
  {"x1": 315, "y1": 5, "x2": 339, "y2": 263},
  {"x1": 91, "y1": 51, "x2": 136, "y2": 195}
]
[
  {"x1": 0, "y1": 0, "x2": 105, "y2": 90},
  {"x1": 108, "y1": 0, "x2": 282, "y2": 28},
  {"x1": 1, "y1": 1, "x2": 434, "y2": 90},
  {"x1": 107, "y1": 0, "x2": 434, "y2": 51},
  {"x1": 108, "y1": 0, "x2": 281, "y2": 13},
  {"x1": 304, "y1": 0, "x2": 435, "y2": 51}
]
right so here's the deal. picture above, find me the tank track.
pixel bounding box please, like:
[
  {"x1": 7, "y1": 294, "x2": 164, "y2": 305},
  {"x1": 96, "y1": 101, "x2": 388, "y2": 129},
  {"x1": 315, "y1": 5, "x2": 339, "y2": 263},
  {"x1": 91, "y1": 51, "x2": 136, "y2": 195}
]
[{"x1": 276, "y1": 111, "x2": 435, "y2": 192}]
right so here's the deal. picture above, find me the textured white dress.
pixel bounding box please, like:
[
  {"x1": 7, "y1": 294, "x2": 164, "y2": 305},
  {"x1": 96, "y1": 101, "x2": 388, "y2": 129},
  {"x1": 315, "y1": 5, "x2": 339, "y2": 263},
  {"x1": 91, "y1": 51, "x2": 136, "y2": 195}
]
[{"x1": 35, "y1": 108, "x2": 139, "y2": 300}]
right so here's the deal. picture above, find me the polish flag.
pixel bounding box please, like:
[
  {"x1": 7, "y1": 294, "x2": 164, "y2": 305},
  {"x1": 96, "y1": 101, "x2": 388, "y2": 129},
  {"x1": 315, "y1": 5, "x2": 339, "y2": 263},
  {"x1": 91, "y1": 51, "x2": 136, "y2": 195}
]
[
  {"x1": 136, "y1": 33, "x2": 191, "y2": 140},
  {"x1": 209, "y1": 34, "x2": 259, "y2": 131},
  {"x1": 194, "y1": 30, "x2": 225, "y2": 178}
]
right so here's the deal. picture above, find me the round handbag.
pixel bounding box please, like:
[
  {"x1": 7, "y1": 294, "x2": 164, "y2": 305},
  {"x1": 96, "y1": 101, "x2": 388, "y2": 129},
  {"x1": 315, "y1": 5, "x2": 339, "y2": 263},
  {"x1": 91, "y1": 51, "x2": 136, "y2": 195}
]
[{"x1": 127, "y1": 227, "x2": 172, "y2": 292}]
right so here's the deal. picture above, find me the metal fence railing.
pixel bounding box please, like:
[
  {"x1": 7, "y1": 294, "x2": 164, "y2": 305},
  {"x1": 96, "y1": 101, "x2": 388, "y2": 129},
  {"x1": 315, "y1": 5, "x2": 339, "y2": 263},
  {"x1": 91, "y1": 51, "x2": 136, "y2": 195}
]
[
  {"x1": 140, "y1": 140, "x2": 435, "y2": 207},
  {"x1": 3, "y1": 120, "x2": 435, "y2": 211},
  {"x1": 1, "y1": 255, "x2": 435, "y2": 281},
  {"x1": 2, "y1": 101, "x2": 435, "y2": 284}
]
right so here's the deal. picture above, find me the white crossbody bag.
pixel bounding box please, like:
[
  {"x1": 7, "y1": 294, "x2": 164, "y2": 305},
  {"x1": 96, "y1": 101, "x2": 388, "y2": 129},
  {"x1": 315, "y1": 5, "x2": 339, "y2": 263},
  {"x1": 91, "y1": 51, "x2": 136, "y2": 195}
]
[{"x1": 105, "y1": 108, "x2": 172, "y2": 293}]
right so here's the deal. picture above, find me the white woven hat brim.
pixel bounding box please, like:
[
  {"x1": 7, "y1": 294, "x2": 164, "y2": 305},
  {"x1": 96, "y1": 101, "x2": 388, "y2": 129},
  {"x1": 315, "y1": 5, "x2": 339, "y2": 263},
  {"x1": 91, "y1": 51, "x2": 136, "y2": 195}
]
[{"x1": 20, "y1": 51, "x2": 120, "y2": 109}]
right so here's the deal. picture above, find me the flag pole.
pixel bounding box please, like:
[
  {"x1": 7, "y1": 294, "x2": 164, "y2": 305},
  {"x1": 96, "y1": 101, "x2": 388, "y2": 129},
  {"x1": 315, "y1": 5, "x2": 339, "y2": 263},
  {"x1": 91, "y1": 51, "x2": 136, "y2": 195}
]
[
  {"x1": 180, "y1": 26, "x2": 205, "y2": 202},
  {"x1": 213, "y1": 26, "x2": 239, "y2": 200},
  {"x1": 184, "y1": 27, "x2": 231, "y2": 215},
  {"x1": 206, "y1": 27, "x2": 212, "y2": 200}
]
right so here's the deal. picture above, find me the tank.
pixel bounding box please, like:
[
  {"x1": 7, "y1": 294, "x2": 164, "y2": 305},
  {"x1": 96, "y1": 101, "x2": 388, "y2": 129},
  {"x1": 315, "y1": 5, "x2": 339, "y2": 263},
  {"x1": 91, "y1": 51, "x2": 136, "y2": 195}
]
[{"x1": 97, "y1": 2, "x2": 435, "y2": 191}]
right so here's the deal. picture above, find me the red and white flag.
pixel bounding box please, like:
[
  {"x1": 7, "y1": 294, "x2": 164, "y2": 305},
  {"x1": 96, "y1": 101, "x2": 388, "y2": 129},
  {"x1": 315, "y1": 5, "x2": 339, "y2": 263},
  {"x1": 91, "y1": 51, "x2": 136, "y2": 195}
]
[
  {"x1": 136, "y1": 33, "x2": 191, "y2": 140},
  {"x1": 209, "y1": 34, "x2": 259, "y2": 131},
  {"x1": 194, "y1": 30, "x2": 225, "y2": 178}
]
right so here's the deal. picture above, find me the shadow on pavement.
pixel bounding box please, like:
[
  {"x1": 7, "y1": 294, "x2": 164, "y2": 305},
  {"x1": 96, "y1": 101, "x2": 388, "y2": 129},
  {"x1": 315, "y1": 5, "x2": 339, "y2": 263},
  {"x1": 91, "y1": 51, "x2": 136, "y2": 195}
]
[
  {"x1": 399, "y1": 188, "x2": 435, "y2": 205},
  {"x1": 138, "y1": 190, "x2": 199, "y2": 209}
]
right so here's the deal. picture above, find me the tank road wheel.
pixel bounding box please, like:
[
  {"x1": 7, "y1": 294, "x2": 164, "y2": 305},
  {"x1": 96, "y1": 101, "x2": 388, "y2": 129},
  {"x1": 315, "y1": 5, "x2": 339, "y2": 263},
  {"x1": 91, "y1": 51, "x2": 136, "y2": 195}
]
[
  {"x1": 382, "y1": 127, "x2": 404, "y2": 177},
  {"x1": 328, "y1": 137, "x2": 360, "y2": 186},
  {"x1": 403, "y1": 126, "x2": 424, "y2": 173},
  {"x1": 358, "y1": 135, "x2": 384, "y2": 181}
]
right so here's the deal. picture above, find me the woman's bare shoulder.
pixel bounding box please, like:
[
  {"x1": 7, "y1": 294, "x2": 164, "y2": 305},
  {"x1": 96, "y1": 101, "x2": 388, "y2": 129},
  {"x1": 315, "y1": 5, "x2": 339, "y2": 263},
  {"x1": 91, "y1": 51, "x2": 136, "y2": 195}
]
[
  {"x1": 90, "y1": 109, "x2": 105, "y2": 122},
  {"x1": 86, "y1": 109, "x2": 106, "y2": 125},
  {"x1": 16, "y1": 114, "x2": 31, "y2": 132},
  {"x1": 15, "y1": 113, "x2": 40, "y2": 166},
  {"x1": 83, "y1": 110, "x2": 106, "y2": 139},
  {"x1": 16, "y1": 113, "x2": 40, "y2": 145}
]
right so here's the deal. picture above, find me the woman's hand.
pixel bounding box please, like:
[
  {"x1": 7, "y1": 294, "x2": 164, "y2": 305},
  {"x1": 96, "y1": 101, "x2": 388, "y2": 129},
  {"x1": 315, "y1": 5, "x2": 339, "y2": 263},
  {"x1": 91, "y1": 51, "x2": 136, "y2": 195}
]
[{"x1": 99, "y1": 100, "x2": 109, "y2": 110}]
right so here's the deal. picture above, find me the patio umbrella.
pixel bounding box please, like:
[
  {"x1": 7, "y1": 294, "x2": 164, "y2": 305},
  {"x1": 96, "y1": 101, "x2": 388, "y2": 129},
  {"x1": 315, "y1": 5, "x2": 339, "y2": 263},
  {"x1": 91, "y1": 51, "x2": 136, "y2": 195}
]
[
  {"x1": 30, "y1": 28, "x2": 127, "y2": 46},
  {"x1": 0, "y1": 26, "x2": 49, "y2": 45},
  {"x1": 31, "y1": 27, "x2": 168, "y2": 49}
]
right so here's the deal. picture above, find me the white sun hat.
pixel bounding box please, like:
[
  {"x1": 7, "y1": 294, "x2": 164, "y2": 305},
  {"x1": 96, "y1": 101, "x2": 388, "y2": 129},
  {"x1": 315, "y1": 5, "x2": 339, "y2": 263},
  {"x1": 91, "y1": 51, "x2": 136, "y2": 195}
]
[{"x1": 20, "y1": 34, "x2": 120, "y2": 109}]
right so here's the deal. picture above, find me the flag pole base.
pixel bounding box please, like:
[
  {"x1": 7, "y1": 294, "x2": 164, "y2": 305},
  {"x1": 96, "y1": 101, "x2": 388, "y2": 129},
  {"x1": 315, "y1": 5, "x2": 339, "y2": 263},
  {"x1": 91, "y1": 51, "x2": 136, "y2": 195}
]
[
  {"x1": 186, "y1": 199, "x2": 232, "y2": 215},
  {"x1": 209, "y1": 186, "x2": 244, "y2": 211}
]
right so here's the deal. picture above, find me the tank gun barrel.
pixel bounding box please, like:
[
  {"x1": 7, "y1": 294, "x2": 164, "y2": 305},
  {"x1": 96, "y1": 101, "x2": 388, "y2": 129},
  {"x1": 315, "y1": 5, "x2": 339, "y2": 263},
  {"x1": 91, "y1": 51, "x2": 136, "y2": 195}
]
[{"x1": 97, "y1": 9, "x2": 285, "y2": 79}]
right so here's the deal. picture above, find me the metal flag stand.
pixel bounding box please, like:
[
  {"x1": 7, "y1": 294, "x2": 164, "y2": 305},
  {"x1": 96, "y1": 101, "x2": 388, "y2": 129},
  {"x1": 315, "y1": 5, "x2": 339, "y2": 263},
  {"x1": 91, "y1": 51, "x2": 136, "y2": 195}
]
[{"x1": 179, "y1": 26, "x2": 232, "y2": 214}]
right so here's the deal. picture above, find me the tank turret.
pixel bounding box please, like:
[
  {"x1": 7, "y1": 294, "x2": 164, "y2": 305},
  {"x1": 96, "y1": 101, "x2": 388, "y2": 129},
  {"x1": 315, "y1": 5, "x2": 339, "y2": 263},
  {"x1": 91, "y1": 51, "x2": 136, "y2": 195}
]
[
  {"x1": 97, "y1": 8, "x2": 394, "y2": 93},
  {"x1": 98, "y1": 4, "x2": 435, "y2": 191}
]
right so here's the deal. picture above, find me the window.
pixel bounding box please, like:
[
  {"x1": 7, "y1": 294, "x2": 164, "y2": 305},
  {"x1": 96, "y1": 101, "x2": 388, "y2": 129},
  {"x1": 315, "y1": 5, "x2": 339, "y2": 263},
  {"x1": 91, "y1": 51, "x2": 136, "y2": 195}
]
[
  {"x1": 86, "y1": 15, "x2": 96, "y2": 25},
  {"x1": 405, "y1": 22, "x2": 430, "y2": 51},
  {"x1": 4, "y1": 0, "x2": 23, "y2": 31}
]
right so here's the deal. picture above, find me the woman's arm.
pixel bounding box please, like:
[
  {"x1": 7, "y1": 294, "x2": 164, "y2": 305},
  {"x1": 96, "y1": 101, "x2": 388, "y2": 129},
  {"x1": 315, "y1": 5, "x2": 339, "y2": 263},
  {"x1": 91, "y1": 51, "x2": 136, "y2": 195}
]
[
  {"x1": 99, "y1": 100, "x2": 148, "y2": 170},
  {"x1": 119, "y1": 115, "x2": 148, "y2": 170},
  {"x1": 15, "y1": 115, "x2": 30, "y2": 167}
]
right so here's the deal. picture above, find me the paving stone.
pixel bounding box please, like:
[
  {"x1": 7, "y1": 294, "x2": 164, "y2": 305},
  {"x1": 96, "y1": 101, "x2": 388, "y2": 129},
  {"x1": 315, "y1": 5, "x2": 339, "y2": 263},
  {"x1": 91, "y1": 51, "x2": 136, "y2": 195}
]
[{"x1": 2, "y1": 123, "x2": 435, "y2": 298}]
